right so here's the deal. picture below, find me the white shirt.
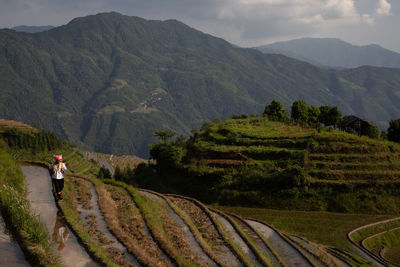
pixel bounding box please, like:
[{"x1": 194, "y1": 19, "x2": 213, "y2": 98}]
[{"x1": 51, "y1": 162, "x2": 67, "y2": 179}]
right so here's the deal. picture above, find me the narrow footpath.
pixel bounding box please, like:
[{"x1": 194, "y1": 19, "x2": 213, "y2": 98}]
[{"x1": 22, "y1": 166, "x2": 98, "y2": 267}]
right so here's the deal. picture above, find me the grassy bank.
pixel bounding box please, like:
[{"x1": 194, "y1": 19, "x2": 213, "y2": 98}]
[{"x1": 0, "y1": 148, "x2": 63, "y2": 266}]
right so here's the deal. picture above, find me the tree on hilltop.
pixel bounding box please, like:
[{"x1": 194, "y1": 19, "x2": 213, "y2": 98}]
[
  {"x1": 308, "y1": 106, "x2": 320, "y2": 125},
  {"x1": 318, "y1": 105, "x2": 342, "y2": 127},
  {"x1": 264, "y1": 100, "x2": 288, "y2": 122},
  {"x1": 388, "y1": 118, "x2": 400, "y2": 143},
  {"x1": 291, "y1": 100, "x2": 309, "y2": 125}
]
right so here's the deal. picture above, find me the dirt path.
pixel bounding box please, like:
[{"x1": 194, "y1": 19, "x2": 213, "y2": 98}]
[
  {"x1": 75, "y1": 179, "x2": 139, "y2": 266},
  {"x1": 140, "y1": 191, "x2": 221, "y2": 267},
  {"x1": 0, "y1": 214, "x2": 30, "y2": 267},
  {"x1": 246, "y1": 219, "x2": 312, "y2": 267},
  {"x1": 212, "y1": 212, "x2": 261, "y2": 266},
  {"x1": 22, "y1": 166, "x2": 98, "y2": 267}
]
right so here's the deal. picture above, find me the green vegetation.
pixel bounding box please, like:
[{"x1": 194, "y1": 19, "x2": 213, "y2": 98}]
[
  {"x1": 363, "y1": 228, "x2": 400, "y2": 257},
  {"x1": 0, "y1": 148, "x2": 63, "y2": 266},
  {"x1": 123, "y1": 116, "x2": 400, "y2": 214},
  {"x1": 213, "y1": 205, "x2": 394, "y2": 251},
  {"x1": 1, "y1": 12, "x2": 400, "y2": 157},
  {"x1": 388, "y1": 118, "x2": 400, "y2": 143},
  {"x1": 263, "y1": 100, "x2": 288, "y2": 122}
]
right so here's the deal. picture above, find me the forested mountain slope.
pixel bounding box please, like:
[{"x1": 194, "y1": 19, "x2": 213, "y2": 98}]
[{"x1": 1, "y1": 12, "x2": 400, "y2": 156}]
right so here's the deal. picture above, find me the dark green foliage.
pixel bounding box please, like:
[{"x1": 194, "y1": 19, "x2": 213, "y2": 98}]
[
  {"x1": 291, "y1": 100, "x2": 309, "y2": 124},
  {"x1": 318, "y1": 106, "x2": 331, "y2": 126},
  {"x1": 308, "y1": 106, "x2": 320, "y2": 125},
  {"x1": 0, "y1": 129, "x2": 64, "y2": 152},
  {"x1": 318, "y1": 106, "x2": 342, "y2": 127},
  {"x1": 150, "y1": 143, "x2": 185, "y2": 169},
  {"x1": 98, "y1": 166, "x2": 111, "y2": 179},
  {"x1": 388, "y1": 119, "x2": 400, "y2": 143},
  {"x1": 1, "y1": 12, "x2": 400, "y2": 158},
  {"x1": 365, "y1": 124, "x2": 380, "y2": 139},
  {"x1": 154, "y1": 129, "x2": 176, "y2": 144},
  {"x1": 263, "y1": 100, "x2": 288, "y2": 122}
]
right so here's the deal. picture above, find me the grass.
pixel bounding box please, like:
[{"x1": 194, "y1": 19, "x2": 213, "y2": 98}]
[
  {"x1": 363, "y1": 228, "x2": 400, "y2": 256},
  {"x1": 212, "y1": 205, "x2": 396, "y2": 251},
  {"x1": 351, "y1": 219, "x2": 400, "y2": 244},
  {"x1": 57, "y1": 178, "x2": 119, "y2": 267},
  {"x1": 0, "y1": 148, "x2": 63, "y2": 267}
]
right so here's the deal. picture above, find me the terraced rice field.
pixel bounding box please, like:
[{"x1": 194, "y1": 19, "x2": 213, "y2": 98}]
[
  {"x1": 20, "y1": 164, "x2": 377, "y2": 266},
  {"x1": 349, "y1": 217, "x2": 400, "y2": 266},
  {"x1": 191, "y1": 117, "x2": 400, "y2": 184}
]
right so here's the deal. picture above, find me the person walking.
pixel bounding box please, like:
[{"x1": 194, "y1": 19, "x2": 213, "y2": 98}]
[{"x1": 50, "y1": 155, "x2": 67, "y2": 200}]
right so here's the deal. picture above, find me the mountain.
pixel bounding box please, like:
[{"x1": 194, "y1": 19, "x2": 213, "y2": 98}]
[
  {"x1": 1, "y1": 12, "x2": 400, "y2": 157},
  {"x1": 10, "y1": 25, "x2": 55, "y2": 33},
  {"x1": 255, "y1": 37, "x2": 400, "y2": 68}
]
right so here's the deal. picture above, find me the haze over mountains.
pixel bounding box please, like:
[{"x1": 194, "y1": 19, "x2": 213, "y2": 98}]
[
  {"x1": 256, "y1": 37, "x2": 400, "y2": 69},
  {"x1": 1, "y1": 12, "x2": 400, "y2": 157}
]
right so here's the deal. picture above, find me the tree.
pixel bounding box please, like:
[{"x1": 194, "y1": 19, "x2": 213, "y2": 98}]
[
  {"x1": 366, "y1": 124, "x2": 380, "y2": 139},
  {"x1": 388, "y1": 118, "x2": 400, "y2": 143},
  {"x1": 318, "y1": 105, "x2": 342, "y2": 127},
  {"x1": 318, "y1": 105, "x2": 331, "y2": 126},
  {"x1": 154, "y1": 129, "x2": 176, "y2": 144},
  {"x1": 263, "y1": 100, "x2": 288, "y2": 122},
  {"x1": 308, "y1": 106, "x2": 320, "y2": 125},
  {"x1": 327, "y1": 106, "x2": 342, "y2": 127},
  {"x1": 291, "y1": 100, "x2": 309, "y2": 124}
]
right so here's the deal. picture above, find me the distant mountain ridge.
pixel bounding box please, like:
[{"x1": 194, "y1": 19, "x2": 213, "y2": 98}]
[
  {"x1": 11, "y1": 25, "x2": 55, "y2": 33},
  {"x1": 255, "y1": 37, "x2": 400, "y2": 68},
  {"x1": 0, "y1": 12, "x2": 400, "y2": 157}
]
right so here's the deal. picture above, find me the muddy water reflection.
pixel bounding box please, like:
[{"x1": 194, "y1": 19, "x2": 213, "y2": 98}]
[
  {"x1": 53, "y1": 211, "x2": 70, "y2": 252},
  {"x1": 22, "y1": 166, "x2": 98, "y2": 267}
]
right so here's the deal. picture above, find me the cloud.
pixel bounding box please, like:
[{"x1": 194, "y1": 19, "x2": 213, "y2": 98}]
[
  {"x1": 361, "y1": 14, "x2": 375, "y2": 25},
  {"x1": 376, "y1": 0, "x2": 391, "y2": 16}
]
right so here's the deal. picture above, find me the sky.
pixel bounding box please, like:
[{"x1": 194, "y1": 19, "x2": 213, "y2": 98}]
[{"x1": 0, "y1": 0, "x2": 398, "y2": 52}]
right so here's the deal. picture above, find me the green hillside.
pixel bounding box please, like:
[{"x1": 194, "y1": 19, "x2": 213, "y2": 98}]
[
  {"x1": 3, "y1": 119, "x2": 383, "y2": 266},
  {"x1": 142, "y1": 117, "x2": 400, "y2": 214},
  {"x1": 1, "y1": 12, "x2": 400, "y2": 157}
]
